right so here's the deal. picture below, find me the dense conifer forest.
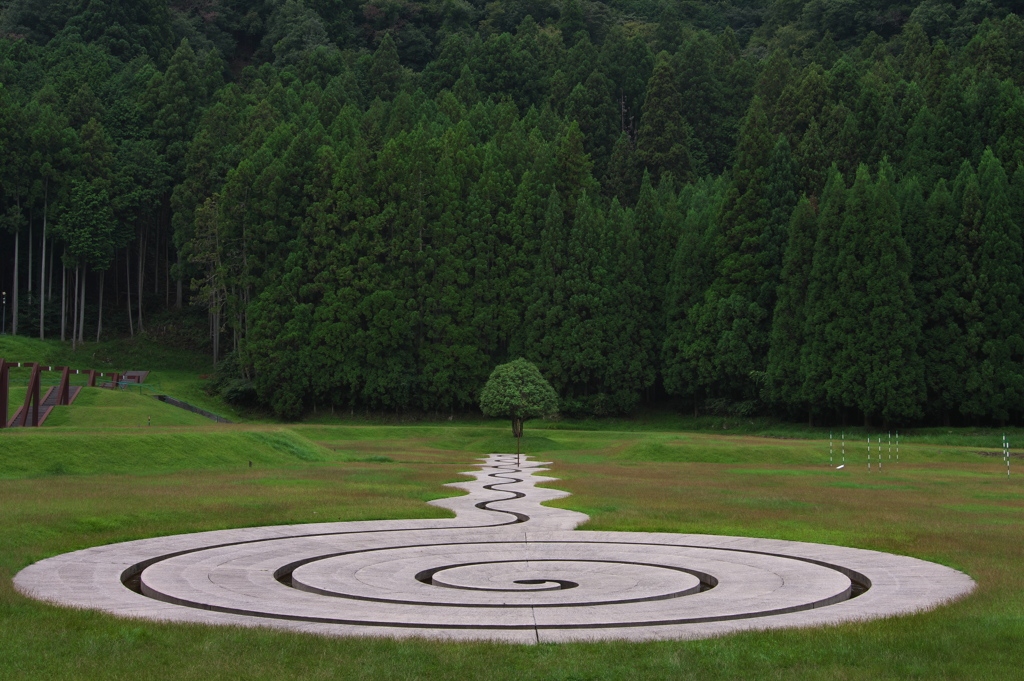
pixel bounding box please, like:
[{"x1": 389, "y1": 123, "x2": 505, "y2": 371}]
[{"x1": 2, "y1": 0, "x2": 1024, "y2": 425}]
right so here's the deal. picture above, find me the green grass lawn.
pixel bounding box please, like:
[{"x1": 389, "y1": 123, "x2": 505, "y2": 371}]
[
  {"x1": 5, "y1": 386, "x2": 24, "y2": 423},
  {"x1": 3, "y1": 335, "x2": 1024, "y2": 677},
  {"x1": 1, "y1": 417, "x2": 1022, "y2": 680}
]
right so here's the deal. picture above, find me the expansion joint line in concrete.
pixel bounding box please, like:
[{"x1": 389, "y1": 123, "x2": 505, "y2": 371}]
[{"x1": 13, "y1": 454, "x2": 975, "y2": 643}]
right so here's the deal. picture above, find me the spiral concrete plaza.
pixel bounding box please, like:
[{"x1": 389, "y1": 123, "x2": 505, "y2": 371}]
[{"x1": 14, "y1": 455, "x2": 974, "y2": 643}]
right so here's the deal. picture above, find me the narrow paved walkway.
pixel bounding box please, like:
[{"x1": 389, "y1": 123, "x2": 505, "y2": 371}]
[{"x1": 14, "y1": 455, "x2": 974, "y2": 643}]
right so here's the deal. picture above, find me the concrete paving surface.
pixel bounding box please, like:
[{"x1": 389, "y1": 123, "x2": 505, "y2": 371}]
[{"x1": 14, "y1": 454, "x2": 975, "y2": 643}]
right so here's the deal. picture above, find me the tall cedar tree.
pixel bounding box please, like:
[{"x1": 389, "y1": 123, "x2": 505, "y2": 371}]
[
  {"x1": 906, "y1": 177, "x2": 968, "y2": 422},
  {"x1": 974, "y1": 149, "x2": 1024, "y2": 420},
  {"x1": 662, "y1": 176, "x2": 724, "y2": 407},
  {"x1": 682, "y1": 97, "x2": 784, "y2": 401},
  {"x1": 802, "y1": 166, "x2": 847, "y2": 420},
  {"x1": 766, "y1": 197, "x2": 818, "y2": 418},
  {"x1": 636, "y1": 53, "x2": 696, "y2": 184}
]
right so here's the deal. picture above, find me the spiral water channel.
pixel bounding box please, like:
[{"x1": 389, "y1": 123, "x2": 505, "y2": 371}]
[{"x1": 14, "y1": 455, "x2": 974, "y2": 643}]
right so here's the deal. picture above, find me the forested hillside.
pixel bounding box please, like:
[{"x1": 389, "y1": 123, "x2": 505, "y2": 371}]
[{"x1": 2, "y1": 0, "x2": 1024, "y2": 426}]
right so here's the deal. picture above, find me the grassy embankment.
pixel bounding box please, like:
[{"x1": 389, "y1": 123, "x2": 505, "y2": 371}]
[
  {"x1": 1, "y1": 334, "x2": 242, "y2": 422},
  {"x1": 2, "y1": 334, "x2": 1023, "y2": 678}
]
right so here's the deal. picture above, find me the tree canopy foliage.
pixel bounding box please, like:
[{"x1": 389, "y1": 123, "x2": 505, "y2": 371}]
[
  {"x1": 3, "y1": 1, "x2": 1024, "y2": 426},
  {"x1": 479, "y1": 358, "x2": 559, "y2": 439}
]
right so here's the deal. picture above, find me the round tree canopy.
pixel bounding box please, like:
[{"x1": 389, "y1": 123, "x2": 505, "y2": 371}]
[{"x1": 479, "y1": 358, "x2": 558, "y2": 422}]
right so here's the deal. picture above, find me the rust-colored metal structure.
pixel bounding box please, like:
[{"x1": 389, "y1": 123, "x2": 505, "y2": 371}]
[
  {"x1": 1, "y1": 362, "x2": 133, "y2": 429},
  {"x1": 57, "y1": 366, "x2": 71, "y2": 406},
  {"x1": 15, "y1": 363, "x2": 42, "y2": 427},
  {"x1": 0, "y1": 359, "x2": 8, "y2": 425}
]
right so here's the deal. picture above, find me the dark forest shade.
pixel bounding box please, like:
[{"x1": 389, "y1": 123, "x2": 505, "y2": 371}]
[{"x1": 2, "y1": 2, "x2": 1024, "y2": 425}]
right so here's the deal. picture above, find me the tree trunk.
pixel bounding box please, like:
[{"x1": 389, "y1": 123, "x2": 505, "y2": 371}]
[
  {"x1": 78, "y1": 265, "x2": 86, "y2": 343},
  {"x1": 12, "y1": 230, "x2": 18, "y2": 336},
  {"x1": 38, "y1": 187, "x2": 47, "y2": 339},
  {"x1": 137, "y1": 226, "x2": 145, "y2": 333},
  {"x1": 511, "y1": 416, "x2": 523, "y2": 438},
  {"x1": 125, "y1": 246, "x2": 134, "y2": 337},
  {"x1": 176, "y1": 251, "x2": 182, "y2": 308},
  {"x1": 60, "y1": 263, "x2": 66, "y2": 341},
  {"x1": 212, "y1": 307, "x2": 220, "y2": 367},
  {"x1": 808, "y1": 408, "x2": 813, "y2": 427},
  {"x1": 27, "y1": 217, "x2": 32, "y2": 296},
  {"x1": 47, "y1": 236, "x2": 54, "y2": 301},
  {"x1": 95, "y1": 271, "x2": 104, "y2": 343},
  {"x1": 71, "y1": 266, "x2": 79, "y2": 351}
]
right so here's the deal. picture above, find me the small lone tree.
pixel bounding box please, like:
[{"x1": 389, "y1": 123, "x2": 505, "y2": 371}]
[{"x1": 479, "y1": 358, "x2": 558, "y2": 458}]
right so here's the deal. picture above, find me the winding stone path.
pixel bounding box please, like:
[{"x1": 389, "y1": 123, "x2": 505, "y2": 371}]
[{"x1": 14, "y1": 455, "x2": 975, "y2": 643}]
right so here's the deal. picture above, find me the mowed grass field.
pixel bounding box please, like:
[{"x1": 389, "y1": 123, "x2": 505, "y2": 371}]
[{"x1": 2, "y1": 408, "x2": 1023, "y2": 680}]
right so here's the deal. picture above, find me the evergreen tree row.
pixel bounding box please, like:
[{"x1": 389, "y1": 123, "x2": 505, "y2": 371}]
[{"x1": 2, "y1": 3, "x2": 1024, "y2": 425}]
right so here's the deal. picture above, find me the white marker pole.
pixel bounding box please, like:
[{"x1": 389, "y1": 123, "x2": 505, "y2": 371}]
[
  {"x1": 896, "y1": 431, "x2": 899, "y2": 463},
  {"x1": 842, "y1": 432, "x2": 846, "y2": 466},
  {"x1": 888, "y1": 431, "x2": 891, "y2": 461},
  {"x1": 879, "y1": 435, "x2": 882, "y2": 472}
]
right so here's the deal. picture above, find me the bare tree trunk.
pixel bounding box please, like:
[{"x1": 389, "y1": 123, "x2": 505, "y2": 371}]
[
  {"x1": 95, "y1": 271, "x2": 104, "y2": 342},
  {"x1": 212, "y1": 307, "x2": 220, "y2": 367},
  {"x1": 125, "y1": 246, "x2": 134, "y2": 337},
  {"x1": 47, "y1": 236, "x2": 54, "y2": 301},
  {"x1": 137, "y1": 225, "x2": 145, "y2": 333},
  {"x1": 12, "y1": 230, "x2": 18, "y2": 336},
  {"x1": 71, "y1": 266, "x2": 79, "y2": 351},
  {"x1": 27, "y1": 217, "x2": 32, "y2": 296},
  {"x1": 176, "y1": 252, "x2": 182, "y2": 308},
  {"x1": 78, "y1": 265, "x2": 86, "y2": 344},
  {"x1": 60, "y1": 263, "x2": 66, "y2": 341},
  {"x1": 38, "y1": 184, "x2": 47, "y2": 339}
]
